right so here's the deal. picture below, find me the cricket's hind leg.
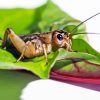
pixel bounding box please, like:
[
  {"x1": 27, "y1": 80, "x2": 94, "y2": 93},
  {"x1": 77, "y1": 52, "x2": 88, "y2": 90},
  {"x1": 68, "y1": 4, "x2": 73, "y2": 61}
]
[
  {"x1": 0, "y1": 28, "x2": 30, "y2": 61},
  {"x1": 0, "y1": 28, "x2": 23, "y2": 58},
  {"x1": 3, "y1": 28, "x2": 37, "y2": 61}
]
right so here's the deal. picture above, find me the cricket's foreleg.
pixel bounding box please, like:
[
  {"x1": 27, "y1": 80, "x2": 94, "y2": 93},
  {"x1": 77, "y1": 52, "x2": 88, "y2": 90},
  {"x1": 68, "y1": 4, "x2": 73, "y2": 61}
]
[{"x1": 42, "y1": 44, "x2": 48, "y2": 64}]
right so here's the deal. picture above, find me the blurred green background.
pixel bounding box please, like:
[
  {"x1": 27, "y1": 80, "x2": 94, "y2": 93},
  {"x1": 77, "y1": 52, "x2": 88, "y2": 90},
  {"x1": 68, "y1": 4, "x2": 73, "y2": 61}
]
[{"x1": 0, "y1": 70, "x2": 38, "y2": 100}]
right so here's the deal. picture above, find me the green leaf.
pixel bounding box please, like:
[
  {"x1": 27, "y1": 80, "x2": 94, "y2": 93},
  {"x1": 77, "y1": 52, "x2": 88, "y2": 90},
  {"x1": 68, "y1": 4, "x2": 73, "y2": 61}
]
[
  {"x1": 53, "y1": 50, "x2": 100, "y2": 78},
  {"x1": 0, "y1": 0, "x2": 100, "y2": 80},
  {"x1": 52, "y1": 49, "x2": 100, "y2": 78},
  {"x1": 63, "y1": 25, "x2": 77, "y2": 33},
  {"x1": 0, "y1": 8, "x2": 35, "y2": 38},
  {"x1": 0, "y1": 48, "x2": 55, "y2": 78},
  {"x1": 72, "y1": 39, "x2": 100, "y2": 58}
]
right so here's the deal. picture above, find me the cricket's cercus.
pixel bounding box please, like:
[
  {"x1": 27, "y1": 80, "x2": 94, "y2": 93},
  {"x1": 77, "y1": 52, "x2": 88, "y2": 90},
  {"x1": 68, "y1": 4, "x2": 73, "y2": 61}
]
[{"x1": 1, "y1": 28, "x2": 72, "y2": 63}]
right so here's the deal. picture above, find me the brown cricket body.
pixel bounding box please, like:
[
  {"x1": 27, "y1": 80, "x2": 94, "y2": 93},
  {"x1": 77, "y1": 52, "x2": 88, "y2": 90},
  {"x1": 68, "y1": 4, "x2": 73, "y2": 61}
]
[{"x1": 1, "y1": 28, "x2": 72, "y2": 62}]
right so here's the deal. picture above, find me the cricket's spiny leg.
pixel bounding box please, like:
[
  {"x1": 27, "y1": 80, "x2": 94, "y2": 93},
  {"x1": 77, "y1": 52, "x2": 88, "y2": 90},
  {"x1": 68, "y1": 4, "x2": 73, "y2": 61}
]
[
  {"x1": 42, "y1": 44, "x2": 48, "y2": 63},
  {"x1": 17, "y1": 45, "x2": 26, "y2": 62}
]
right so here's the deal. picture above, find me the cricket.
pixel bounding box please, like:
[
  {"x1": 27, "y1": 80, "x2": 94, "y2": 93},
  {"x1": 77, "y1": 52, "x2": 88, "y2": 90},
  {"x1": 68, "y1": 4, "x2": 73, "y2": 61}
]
[{"x1": 0, "y1": 13, "x2": 100, "y2": 63}]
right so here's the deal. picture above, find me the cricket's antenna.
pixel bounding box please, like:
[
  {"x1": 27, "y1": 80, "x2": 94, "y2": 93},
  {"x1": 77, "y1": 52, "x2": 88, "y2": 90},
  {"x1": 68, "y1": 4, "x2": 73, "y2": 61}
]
[
  {"x1": 72, "y1": 13, "x2": 100, "y2": 33},
  {"x1": 72, "y1": 32, "x2": 100, "y2": 36}
]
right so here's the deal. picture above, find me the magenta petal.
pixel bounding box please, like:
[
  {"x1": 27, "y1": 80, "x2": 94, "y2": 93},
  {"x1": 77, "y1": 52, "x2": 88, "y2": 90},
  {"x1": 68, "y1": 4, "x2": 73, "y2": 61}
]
[{"x1": 50, "y1": 70, "x2": 100, "y2": 84}]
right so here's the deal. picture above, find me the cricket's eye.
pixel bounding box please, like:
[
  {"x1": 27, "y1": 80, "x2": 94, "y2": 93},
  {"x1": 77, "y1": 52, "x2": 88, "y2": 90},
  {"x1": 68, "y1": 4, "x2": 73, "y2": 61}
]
[{"x1": 57, "y1": 34, "x2": 63, "y2": 40}]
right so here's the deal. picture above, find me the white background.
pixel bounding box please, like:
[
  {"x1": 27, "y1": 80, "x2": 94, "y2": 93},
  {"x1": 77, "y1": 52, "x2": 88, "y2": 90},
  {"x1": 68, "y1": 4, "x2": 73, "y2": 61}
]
[{"x1": 0, "y1": 0, "x2": 100, "y2": 100}]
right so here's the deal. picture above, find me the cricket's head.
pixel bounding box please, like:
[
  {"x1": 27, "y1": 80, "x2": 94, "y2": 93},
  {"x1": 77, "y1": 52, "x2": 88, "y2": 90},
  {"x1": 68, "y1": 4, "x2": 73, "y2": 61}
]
[{"x1": 52, "y1": 30, "x2": 72, "y2": 51}]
